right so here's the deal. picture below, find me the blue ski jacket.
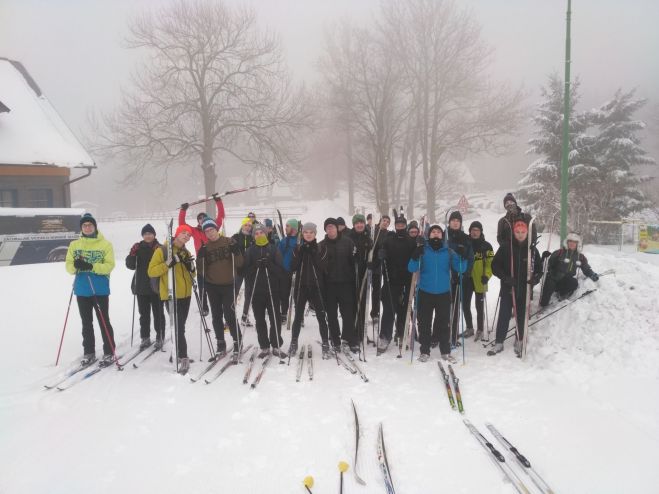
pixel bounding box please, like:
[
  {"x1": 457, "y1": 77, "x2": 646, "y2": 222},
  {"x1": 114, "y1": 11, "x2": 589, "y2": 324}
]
[
  {"x1": 278, "y1": 235, "x2": 299, "y2": 272},
  {"x1": 408, "y1": 241, "x2": 466, "y2": 295}
]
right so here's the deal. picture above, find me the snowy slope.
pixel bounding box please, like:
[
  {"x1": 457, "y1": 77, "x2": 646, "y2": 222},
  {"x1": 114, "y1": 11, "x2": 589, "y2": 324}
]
[{"x1": 1, "y1": 201, "x2": 658, "y2": 494}]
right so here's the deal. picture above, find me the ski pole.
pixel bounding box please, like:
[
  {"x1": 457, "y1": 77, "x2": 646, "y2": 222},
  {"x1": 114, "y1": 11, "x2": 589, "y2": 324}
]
[
  {"x1": 232, "y1": 253, "x2": 242, "y2": 357},
  {"x1": 55, "y1": 283, "x2": 75, "y2": 366},
  {"x1": 131, "y1": 293, "x2": 136, "y2": 347},
  {"x1": 338, "y1": 461, "x2": 349, "y2": 494},
  {"x1": 459, "y1": 267, "x2": 465, "y2": 364},
  {"x1": 85, "y1": 274, "x2": 122, "y2": 370}
]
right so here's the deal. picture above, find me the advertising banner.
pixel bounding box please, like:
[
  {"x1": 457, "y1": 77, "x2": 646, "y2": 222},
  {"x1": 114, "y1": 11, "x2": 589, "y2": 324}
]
[{"x1": 638, "y1": 224, "x2": 659, "y2": 254}]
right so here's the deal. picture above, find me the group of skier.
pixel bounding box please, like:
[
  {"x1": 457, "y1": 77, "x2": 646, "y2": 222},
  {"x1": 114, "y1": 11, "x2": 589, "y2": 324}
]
[{"x1": 64, "y1": 191, "x2": 600, "y2": 372}]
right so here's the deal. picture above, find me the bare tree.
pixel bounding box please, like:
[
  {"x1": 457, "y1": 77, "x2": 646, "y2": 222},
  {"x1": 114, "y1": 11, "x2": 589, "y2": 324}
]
[
  {"x1": 319, "y1": 21, "x2": 408, "y2": 215},
  {"x1": 381, "y1": 0, "x2": 524, "y2": 221},
  {"x1": 91, "y1": 0, "x2": 310, "y2": 212}
]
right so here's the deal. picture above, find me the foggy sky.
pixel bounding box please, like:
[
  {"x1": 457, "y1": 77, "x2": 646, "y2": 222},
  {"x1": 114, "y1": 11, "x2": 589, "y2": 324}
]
[{"x1": 1, "y1": 0, "x2": 658, "y2": 195}]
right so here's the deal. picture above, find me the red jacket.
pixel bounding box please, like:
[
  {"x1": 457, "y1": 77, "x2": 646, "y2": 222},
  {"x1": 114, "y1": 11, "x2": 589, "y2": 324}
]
[{"x1": 178, "y1": 199, "x2": 225, "y2": 254}]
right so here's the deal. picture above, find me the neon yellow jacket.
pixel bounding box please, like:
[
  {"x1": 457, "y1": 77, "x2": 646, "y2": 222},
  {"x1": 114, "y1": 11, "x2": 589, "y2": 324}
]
[
  {"x1": 65, "y1": 232, "x2": 115, "y2": 296},
  {"x1": 147, "y1": 241, "x2": 194, "y2": 301}
]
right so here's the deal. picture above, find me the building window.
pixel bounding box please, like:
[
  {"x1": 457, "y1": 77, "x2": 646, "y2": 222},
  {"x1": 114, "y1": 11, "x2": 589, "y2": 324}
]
[
  {"x1": 27, "y1": 189, "x2": 53, "y2": 207},
  {"x1": 0, "y1": 189, "x2": 18, "y2": 207}
]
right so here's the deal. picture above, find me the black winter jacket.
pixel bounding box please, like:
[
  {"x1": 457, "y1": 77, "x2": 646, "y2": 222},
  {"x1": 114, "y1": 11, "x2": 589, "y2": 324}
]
[
  {"x1": 492, "y1": 239, "x2": 542, "y2": 301},
  {"x1": 319, "y1": 234, "x2": 356, "y2": 284},
  {"x1": 291, "y1": 239, "x2": 328, "y2": 288},
  {"x1": 244, "y1": 243, "x2": 285, "y2": 295},
  {"x1": 126, "y1": 240, "x2": 162, "y2": 295},
  {"x1": 382, "y1": 231, "x2": 416, "y2": 285}
]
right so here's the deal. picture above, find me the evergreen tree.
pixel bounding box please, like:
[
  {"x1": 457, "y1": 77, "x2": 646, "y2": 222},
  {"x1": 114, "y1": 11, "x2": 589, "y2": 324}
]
[{"x1": 517, "y1": 75, "x2": 592, "y2": 230}]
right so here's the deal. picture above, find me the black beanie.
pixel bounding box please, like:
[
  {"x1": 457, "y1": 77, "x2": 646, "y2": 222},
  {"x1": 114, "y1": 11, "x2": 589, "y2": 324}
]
[
  {"x1": 141, "y1": 223, "x2": 156, "y2": 236},
  {"x1": 394, "y1": 215, "x2": 407, "y2": 226},
  {"x1": 407, "y1": 220, "x2": 419, "y2": 231},
  {"x1": 503, "y1": 192, "x2": 517, "y2": 207},
  {"x1": 80, "y1": 213, "x2": 97, "y2": 229},
  {"x1": 448, "y1": 211, "x2": 462, "y2": 224},
  {"x1": 324, "y1": 217, "x2": 339, "y2": 231},
  {"x1": 428, "y1": 224, "x2": 444, "y2": 234},
  {"x1": 469, "y1": 221, "x2": 483, "y2": 232},
  {"x1": 336, "y1": 217, "x2": 346, "y2": 226}
]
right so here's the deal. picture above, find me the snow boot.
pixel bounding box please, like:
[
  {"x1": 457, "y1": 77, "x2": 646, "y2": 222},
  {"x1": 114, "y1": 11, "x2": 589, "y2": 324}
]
[
  {"x1": 139, "y1": 337, "x2": 151, "y2": 351},
  {"x1": 80, "y1": 353, "x2": 96, "y2": 366},
  {"x1": 98, "y1": 354, "x2": 114, "y2": 368},
  {"x1": 214, "y1": 340, "x2": 227, "y2": 360},
  {"x1": 514, "y1": 339, "x2": 522, "y2": 358},
  {"x1": 418, "y1": 353, "x2": 430, "y2": 363},
  {"x1": 288, "y1": 339, "x2": 298, "y2": 355},
  {"x1": 281, "y1": 313, "x2": 287, "y2": 325},
  {"x1": 441, "y1": 353, "x2": 457, "y2": 364},
  {"x1": 487, "y1": 343, "x2": 504, "y2": 356},
  {"x1": 154, "y1": 335, "x2": 164, "y2": 350},
  {"x1": 178, "y1": 357, "x2": 190, "y2": 375},
  {"x1": 321, "y1": 341, "x2": 331, "y2": 360},
  {"x1": 474, "y1": 330, "x2": 483, "y2": 342},
  {"x1": 460, "y1": 328, "x2": 475, "y2": 338},
  {"x1": 349, "y1": 345, "x2": 360, "y2": 354},
  {"x1": 272, "y1": 347, "x2": 288, "y2": 359},
  {"x1": 258, "y1": 348, "x2": 271, "y2": 359},
  {"x1": 377, "y1": 337, "x2": 390, "y2": 355},
  {"x1": 241, "y1": 314, "x2": 253, "y2": 327}
]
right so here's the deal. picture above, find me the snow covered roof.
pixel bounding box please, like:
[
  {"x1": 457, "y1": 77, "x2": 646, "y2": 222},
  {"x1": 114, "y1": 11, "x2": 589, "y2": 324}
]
[{"x1": 0, "y1": 58, "x2": 94, "y2": 168}]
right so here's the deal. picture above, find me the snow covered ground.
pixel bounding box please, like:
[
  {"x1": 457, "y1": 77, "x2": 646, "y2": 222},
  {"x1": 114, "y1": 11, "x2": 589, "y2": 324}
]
[{"x1": 1, "y1": 200, "x2": 658, "y2": 494}]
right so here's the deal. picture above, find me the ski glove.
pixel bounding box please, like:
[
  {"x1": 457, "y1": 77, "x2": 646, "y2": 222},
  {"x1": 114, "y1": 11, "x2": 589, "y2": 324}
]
[
  {"x1": 257, "y1": 257, "x2": 271, "y2": 268},
  {"x1": 453, "y1": 244, "x2": 466, "y2": 258},
  {"x1": 542, "y1": 250, "x2": 551, "y2": 260},
  {"x1": 589, "y1": 272, "x2": 599, "y2": 282},
  {"x1": 180, "y1": 203, "x2": 189, "y2": 211},
  {"x1": 74, "y1": 258, "x2": 93, "y2": 271},
  {"x1": 481, "y1": 275, "x2": 489, "y2": 285},
  {"x1": 229, "y1": 242, "x2": 241, "y2": 255},
  {"x1": 377, "y1": 248, "x2": 387, "y2": 261},
  {"x1": 531, "y1": 272, "x2": 543, "y2": 285},
  {"x1": 411, "y1": 244, "x2": 424, "y2": 261},
  {"x1": 166, "y1": 254, "x2": 179, "y2": 268}
]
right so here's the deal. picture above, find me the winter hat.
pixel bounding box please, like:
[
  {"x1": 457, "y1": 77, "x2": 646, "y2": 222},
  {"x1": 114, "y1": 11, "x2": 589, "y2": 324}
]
[
  {"x1": 324, "y1": 217, "x2": 338, "y2": 231},
  {"x1": 197, "y1": 212, "x2": 208, "y2": 222},
  {"x1": 241, "y1": 217, "x2": 252, "y2": 226},
  {"x1": 141, "y1": 223, "x2": 156, "y2": 236},
  {"x1": 448, "y1": 211, "x2": 462, "y2": 224},
  {"x1": 286, "y1": 218, "x2": 298, "y2": 229},
  {"x1": 512, "y1": 219, "x2": 528, "y2": 233},
  {"x1": 80, "y1": 213, "x2": 97, "y2": 229},
  {"x1": 264, "y1": 218, "x2": 273, "y2": 228},
  {"x1": 394, "y1": 215, "x2": 407, "y2": 226},
  {"x1": 503, "y1": 192, "x2": 517, "y2": 207},
  {"x1": 407, "y1": 220, "x2": 419, "y2": 232},
  {"x1": 252, "y1": 223, "x2": 267, "y2": 237},
  {"x1": 367, "y1": 213, "x2": 373, "y2": 221},
  {"x1": 201, "y1": 218, "x2": 218, "y2": 232},
  {"x1": 302, "y1": 222, "x2": 317, "y2": 234},
  {"x1": 175, "y1": 224, "x2": 193, "y2": 237},
  {"x1": 352, "y1": 214, "x2": 366, "y2": 225},
  {"x1": 469, "y1": 221, "x2": 483, "y2": 233},
  {"x1": 337, "y1": 217, "x2": 346, "y2": 227},
  {"x1": 428, "y1": 224, "x2": 444, "y2": 235},
  {"x1": 564, "y1": 232, "x2": 582, "y2": 251}
]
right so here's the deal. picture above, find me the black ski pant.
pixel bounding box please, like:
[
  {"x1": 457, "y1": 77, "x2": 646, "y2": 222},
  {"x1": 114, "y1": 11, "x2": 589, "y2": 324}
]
[
  {"x1": 494, "y1": 288, "x2": 527, "y2": 344},
  {"x1": 450, "y1": 277, "x2": 472, "y2": 344},
  {"x1": 77, "y1": 295, "x2": 116, "y2": 356},
  {"x1": 540, "y1": 276, "x2": 578, "y2": 307},
  {"x1": 370, "y1": 269, "x2": 382, "y2": 318},
  {"x1": 280, "y1": 271, "x2": 293, "y2": 316},
  {"x1": 417, "y1": 290, "x2": 451, "y2": 355},
  {"x1": 197, "y1": 272, "x2": 210, "y2": 313},
  {"x1": 137, "y1": 292, "x2": 165, "y2": 339},
  {"x1": 380, "y1": 282, "x2": 408, "y2": 342},
  {"x1": 291, "y1": 284, "x2": 336, "y2": 346},
  {"x1": 205, "y1": 282, "x2": 241, "y2": 348},
  {"x1": 326, "y1": 281, "x2": 357, "y2": 347},
  {"x1": 461, "y1": 278, "x2": 485, "y2": 331},
  {"x1": 165, "y1": 296, "x2": 191, "y2": 359},
  {"x1": 252, "y1": 291, "x2": 283, "y2": 350}
]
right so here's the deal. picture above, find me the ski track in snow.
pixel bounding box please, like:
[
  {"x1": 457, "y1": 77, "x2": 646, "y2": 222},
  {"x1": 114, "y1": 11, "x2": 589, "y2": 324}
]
[{"x1": 1, "y1": 203, "x2": 658, "y2": 493}]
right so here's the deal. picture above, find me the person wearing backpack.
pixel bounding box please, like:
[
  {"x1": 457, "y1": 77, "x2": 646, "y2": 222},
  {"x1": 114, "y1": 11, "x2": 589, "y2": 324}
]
[{"x1": 125, "y1": 224, "x2": 166, "y2": 350}]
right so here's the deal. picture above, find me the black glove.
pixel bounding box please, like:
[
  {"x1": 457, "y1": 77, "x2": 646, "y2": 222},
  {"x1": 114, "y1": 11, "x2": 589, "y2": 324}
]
[
  {"x1": 542, "y1": 250, "x2": 551, "y2": 260},
  {"x1": 74, "y1": 258, "x2": 93, "y2": 271},
  {"x1": 212, "y1": 194, "x2": 221, "y2": 202},
  {"x1": 411, "y1": 244, "x2": 424, "y2": 261},
  {"x1": 481, "y1": 275, "x2": 488, "y2": 285},
  {"x1": 589, "y1": 272, "x2": 599, "y2": 282},
  {"x1": 531, "y1": 272, "x2": 542, "y2": 285},
  {"x1": 501, "y1": 275, "x2": 514, "y2": 287},
  {"x1": 257, "y1": 257, "x2": 271, "y2": 268},
  {"x1": 166, "y1": 254, "x2": 179, "y2": 268},
  {"x1": 377, "y1": 248, "x2": 387, "y2": 261},
  {"x1": 454, "y1": 244, "x2": 466, "y2": 258},
  {"x1": 180, "y1": 203, "x2": 189, "y2": 211},
  {"x1": 183, "y1": 257, "x2": 195, "y2": 272}
]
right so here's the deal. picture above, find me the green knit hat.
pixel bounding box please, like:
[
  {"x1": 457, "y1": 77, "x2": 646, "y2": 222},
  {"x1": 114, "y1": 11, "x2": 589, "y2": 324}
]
[{"x1": 352, "y1": 214, "x2": 366, "y2": 225}]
